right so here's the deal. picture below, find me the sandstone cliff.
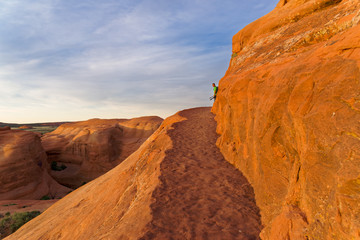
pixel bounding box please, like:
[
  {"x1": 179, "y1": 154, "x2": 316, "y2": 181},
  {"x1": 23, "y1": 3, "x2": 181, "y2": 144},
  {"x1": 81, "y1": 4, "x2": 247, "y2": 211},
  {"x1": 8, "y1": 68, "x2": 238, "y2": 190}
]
[
  {"x1": 42, "y1": 117, "x2": 163, "y2": 188},
  {"x1": 213, "y1": 0, "x2": 360, "y2": 239},
  {"x1": 0, "y1": 130, "x2": 70, "y2": 200},
  {"x1": 5, "y1": 108, "x2": 262, "y2": 240}
]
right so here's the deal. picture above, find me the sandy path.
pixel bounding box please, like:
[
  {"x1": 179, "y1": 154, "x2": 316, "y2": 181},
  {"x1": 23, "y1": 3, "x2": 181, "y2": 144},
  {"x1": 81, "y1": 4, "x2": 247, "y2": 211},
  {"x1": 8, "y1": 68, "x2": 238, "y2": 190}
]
[{"x1": 141, "y1": 107, "x2": 262, "y2": 240}]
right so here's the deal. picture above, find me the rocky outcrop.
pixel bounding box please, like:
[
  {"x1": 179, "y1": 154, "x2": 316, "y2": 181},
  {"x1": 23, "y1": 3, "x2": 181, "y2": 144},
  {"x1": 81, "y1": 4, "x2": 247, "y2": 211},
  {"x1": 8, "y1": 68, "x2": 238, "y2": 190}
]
[
  {"x1": 42, "y1": 117, "x2": 163, "y2": 188},
  {"x1": 213, "y1": 0, "x2": 360, "y2": 239},
  {"x1": 0, "y1": 127, "x2": 11, "y2": 131},
  {"x1": 18, "y1": 126, "x2": 33, "y2": 129},
  {"x1": 0, "y1": 130, "x2": 70, "y2": 200},
  {"x1": 5, "y1": 108, "x2": 262, "y2": 240}
]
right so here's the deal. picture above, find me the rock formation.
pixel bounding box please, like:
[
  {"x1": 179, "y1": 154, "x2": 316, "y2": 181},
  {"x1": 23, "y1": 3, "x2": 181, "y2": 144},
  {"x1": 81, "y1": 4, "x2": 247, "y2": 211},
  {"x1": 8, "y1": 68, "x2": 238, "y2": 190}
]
[
  {"x1": 5, "y1": 108, "x2": 262, "y2": 240},
  {"x1": 0, "y1": 126, "x2": 11, "y2": 131},
  {"x1": 213, "y1": 0, "x2": 360, "y2": 239},
  {"x1": 42, "y1": 117, "x2": 163, "y2": 188},
  {"x1": 3, "y1": 1, "x2": 360, "y2": 239},
  {"x1": 18, "y1": 126, "x2": 33, "y2": 129},
  {"x1": 0, "y1": 130, "x2": 70, "y2": 200}
]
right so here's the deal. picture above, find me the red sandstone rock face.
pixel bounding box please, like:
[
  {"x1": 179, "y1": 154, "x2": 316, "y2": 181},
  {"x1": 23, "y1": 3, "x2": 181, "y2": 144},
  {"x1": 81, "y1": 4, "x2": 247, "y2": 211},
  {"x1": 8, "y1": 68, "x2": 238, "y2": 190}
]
[
  {"x1": 0, "y1": 127, "x2": 11, "y2": 131},
  {"x1": 0, "y1": 130, "x2": 70, "y2": 200},
  {"x1": 5, "y1": 108, "x2": 262, "y2": 240},
  {"x1": 213, "y1": 0, "x2": 360, "y2": 239},
  {"x1": 42, "y1": 117, "x2": 163, "y2": 188}
]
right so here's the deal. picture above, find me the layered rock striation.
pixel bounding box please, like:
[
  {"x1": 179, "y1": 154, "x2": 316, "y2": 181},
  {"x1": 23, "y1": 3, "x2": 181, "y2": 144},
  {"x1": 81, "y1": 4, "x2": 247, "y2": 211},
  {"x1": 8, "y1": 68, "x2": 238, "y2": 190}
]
[
  {"x1": 42, "y1": 117, "x2": 163, "y2": 188},
  {"x1": 0, "y1": 130, "x2": 70, "y2": 200},
  {"x1": 213, "y1": 0, "x2": 360, "y2": 239},
  {"x1": 6, "y1": 108, "x2": 262, "y2": 240}
]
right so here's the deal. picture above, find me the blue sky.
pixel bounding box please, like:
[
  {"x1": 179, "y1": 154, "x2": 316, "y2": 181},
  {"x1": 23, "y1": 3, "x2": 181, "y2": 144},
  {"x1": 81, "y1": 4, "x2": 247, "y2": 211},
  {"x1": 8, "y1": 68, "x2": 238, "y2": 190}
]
[{"x1": 0, "y1": 0, "x2": 278, "y2": 123}]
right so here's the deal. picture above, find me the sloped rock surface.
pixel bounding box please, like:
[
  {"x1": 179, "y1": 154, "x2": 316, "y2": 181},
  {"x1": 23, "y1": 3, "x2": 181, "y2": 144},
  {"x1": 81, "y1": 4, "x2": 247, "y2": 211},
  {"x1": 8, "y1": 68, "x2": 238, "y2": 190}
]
[
  {"x1": 213, "y1": 0, "x2": 360, "y2": 239},
  {"x1": 6, "y1": 108, "x2": 261, "y2": 240},
  {"x1": 42, "y1": 117, "x2": 163, "y2": 188},
  {"x1": 0, "y1": 130, "x2": 70, "y2": 200}
]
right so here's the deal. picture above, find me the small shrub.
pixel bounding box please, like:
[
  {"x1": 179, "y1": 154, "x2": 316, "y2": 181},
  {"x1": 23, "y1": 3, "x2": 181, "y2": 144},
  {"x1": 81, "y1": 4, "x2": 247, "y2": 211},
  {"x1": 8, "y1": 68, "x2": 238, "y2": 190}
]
[
  {"x1": 10, "y1": 211, "x2": 41, "y2": 232},
  {"x1": 51, "y1": 161, "x2": 67, "y2": 171},
  {"x1": 0, "y1": 211, "x2": 41, "y2": 237},
  {"x1": 231, "y1": 52, "x2": 238, "y2": 58},
  {"x1": 2, "y1": 203, "x2": 16, "y2": 207},
  {"x1": 51, "y1": 161, "x2": 57, "y2": 170},
  {"x1": 5, "y1": 212, "x2": 10, "y2": 217},
  {"x1": 0, "y1": 216, "x2": 11, "y2": 226},
  {"x1": 40, "y1": 195, "x2": 51, "y2": 200},
  {"x1": 60, "y1": 164, "x2": 67, "y2": 170}
]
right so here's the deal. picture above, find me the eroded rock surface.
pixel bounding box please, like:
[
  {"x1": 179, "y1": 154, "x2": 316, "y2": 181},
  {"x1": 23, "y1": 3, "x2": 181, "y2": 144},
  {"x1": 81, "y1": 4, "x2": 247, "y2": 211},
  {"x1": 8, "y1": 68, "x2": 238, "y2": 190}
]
[
  {"x1": 213, "y1": 0, "x2": 360, "y2": 239},
  {"x1": 42, "y1": 117, "x2": 163, "y2": 188},
  {"x1": 0, "y1": 130, "x2": 70, "y2": 200},
  {"x1": 6, "y1": 108, "x2": 261, "y2": 240}
]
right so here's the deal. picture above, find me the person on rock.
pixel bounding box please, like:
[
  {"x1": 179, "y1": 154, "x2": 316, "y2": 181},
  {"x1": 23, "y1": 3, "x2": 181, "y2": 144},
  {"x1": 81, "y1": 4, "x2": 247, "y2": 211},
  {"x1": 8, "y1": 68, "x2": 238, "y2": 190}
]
[{"x1": 212, "y1": 83, "x2": 218, "y2": 101}]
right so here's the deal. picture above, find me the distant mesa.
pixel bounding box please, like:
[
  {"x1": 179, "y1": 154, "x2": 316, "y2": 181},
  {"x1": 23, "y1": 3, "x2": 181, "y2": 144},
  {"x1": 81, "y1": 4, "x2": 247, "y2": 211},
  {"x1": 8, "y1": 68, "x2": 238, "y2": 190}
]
[
  {"x1": 0, "y1": 122, "x2": 66, "y2": 129},
  {"x1": 0, "y1": 130, "x2": 70, "y2": 200},
  {"x1": 19, "y1": 125, "x2": 33, "y2": 129},
  {"x1": 40, "y1": 122, "x2": 68, "y2": 127},
  {"x1": 42, "y1": 116, "x2": 163, "y2": 188}
]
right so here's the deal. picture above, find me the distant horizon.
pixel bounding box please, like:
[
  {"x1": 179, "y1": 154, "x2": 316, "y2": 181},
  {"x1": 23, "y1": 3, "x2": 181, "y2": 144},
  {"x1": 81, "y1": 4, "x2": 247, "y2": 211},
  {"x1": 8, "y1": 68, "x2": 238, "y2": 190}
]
[
  {"x1": 0, "y1": 0, "x2": 278, "y2": 123},
  {"x1": 1, "y1": 114, "x2": 167, "y2": 125}
]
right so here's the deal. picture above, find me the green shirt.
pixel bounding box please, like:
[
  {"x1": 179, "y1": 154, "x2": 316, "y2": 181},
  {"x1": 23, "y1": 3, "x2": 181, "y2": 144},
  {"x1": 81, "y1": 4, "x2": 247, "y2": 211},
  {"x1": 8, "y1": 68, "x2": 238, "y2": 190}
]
[{"x1": 213, "y1": 86, "x2": 218, "y2": 95}]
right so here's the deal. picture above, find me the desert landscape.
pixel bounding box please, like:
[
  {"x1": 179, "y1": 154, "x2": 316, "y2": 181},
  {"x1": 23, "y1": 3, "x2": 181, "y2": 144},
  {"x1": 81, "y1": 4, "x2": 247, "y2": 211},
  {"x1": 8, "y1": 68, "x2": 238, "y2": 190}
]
[
  {"x1": 1, "y1": 0, "x2": 360, "y2": 239},
  {"x1": 0, "y1": 116, "x2": 162, "y2": 238}
]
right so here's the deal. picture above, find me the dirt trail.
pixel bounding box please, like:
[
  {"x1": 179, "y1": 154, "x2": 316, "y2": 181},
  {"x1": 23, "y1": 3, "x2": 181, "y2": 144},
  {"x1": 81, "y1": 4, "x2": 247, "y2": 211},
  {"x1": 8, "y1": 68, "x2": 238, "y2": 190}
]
[{"x1": 141, "y1": 107, "x2": 262, "y2": 240}]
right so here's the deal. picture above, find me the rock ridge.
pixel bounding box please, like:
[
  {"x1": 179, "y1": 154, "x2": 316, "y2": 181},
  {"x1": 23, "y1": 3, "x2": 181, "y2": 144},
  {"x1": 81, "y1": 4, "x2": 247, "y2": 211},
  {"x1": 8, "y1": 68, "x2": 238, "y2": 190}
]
[{"x1": 141, "y1": 108, "x2": 261, "y2": 239}]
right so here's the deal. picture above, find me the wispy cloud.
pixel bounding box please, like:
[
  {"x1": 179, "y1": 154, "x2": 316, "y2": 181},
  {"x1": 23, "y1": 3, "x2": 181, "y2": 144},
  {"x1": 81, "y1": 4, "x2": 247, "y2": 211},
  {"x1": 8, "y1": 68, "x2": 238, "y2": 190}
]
[{"x1": 0, "y1": 0, "x2": 278, "y2": 123}]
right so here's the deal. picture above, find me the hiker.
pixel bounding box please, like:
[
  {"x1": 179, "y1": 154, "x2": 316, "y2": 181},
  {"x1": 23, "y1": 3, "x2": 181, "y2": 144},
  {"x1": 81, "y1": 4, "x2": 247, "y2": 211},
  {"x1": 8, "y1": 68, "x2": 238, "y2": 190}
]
[{"x1": 212, "y1": 83, "x2": 218, "y2": 100}]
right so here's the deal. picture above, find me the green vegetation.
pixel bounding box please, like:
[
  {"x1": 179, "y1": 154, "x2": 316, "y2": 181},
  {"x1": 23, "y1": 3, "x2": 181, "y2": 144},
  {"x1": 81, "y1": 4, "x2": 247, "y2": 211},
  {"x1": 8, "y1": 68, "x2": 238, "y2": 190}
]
[
  {"x1": 51, "y1": 161, "x2": 67, "y2": 171},
  {"x1": 231, "y1": 52, "x2": 238, "y2": 58},
  {"x1": 12, "y1": 126, "x2": 58, "y2": 135},
  {"x1": 0, "y1": 211, "x2": 41, "y2": 238},
  {"x1": 2, "y1": 204, "x2": 16, "y2": 207},
  {"x1": 40, "y1": 195, "x2": 51, "y2": 200}
]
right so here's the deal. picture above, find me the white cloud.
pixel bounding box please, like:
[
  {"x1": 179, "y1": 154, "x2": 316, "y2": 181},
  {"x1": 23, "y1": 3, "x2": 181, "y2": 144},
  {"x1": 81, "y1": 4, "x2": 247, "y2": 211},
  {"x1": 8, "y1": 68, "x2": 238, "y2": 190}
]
[{"x1": 0, "y1": 0, "x2": 278, "y2": 123}]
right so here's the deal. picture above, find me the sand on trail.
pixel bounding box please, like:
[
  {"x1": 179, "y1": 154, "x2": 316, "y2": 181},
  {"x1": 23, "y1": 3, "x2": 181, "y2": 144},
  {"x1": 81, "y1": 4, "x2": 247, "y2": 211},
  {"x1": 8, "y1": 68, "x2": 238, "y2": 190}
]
[
  {"x1": 141, "y1": 107, "x2": 262, "y2": 239},
  {"x1": 5, "y1": 107, "x2": 261, "y2": 240}
]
